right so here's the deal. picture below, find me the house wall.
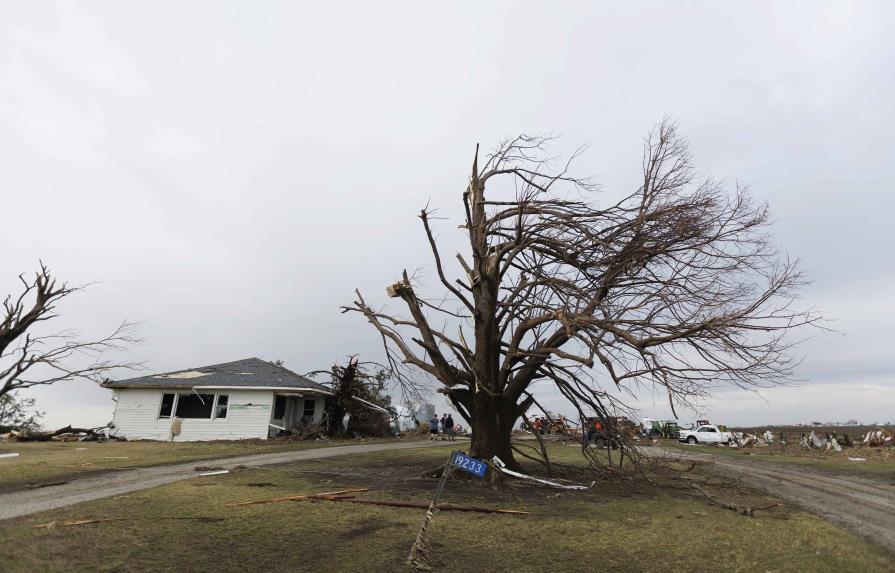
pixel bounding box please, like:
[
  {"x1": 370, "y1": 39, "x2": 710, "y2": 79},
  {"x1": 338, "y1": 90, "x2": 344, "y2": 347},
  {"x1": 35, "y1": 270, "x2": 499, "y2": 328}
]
[{"x1": 110, "y1": 389, "x2": 274, "y2": 441}]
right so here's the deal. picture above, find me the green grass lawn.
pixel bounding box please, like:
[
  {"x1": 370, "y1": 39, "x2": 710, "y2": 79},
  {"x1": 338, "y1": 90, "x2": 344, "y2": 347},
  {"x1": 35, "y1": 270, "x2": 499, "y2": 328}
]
[
  {"x1": 0, "y1": 437, "x2": 397, "y2": 492},
  {"x1": 0, "y1": 445, "x2": 891, "y2": 573},
  {"x1": 664, "y1": 441, "x2": 895, "y2": 480}
]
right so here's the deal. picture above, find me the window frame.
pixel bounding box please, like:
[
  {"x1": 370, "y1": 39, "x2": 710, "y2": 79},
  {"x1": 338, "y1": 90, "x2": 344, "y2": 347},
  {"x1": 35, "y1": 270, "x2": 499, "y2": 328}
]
[
  {"x1": 302, "y1": 398, "x2": 316, "y2": 421},
  {"x1": 157, "y1": 391, "x2": 233, "y2": 421},
  {"x1": 273, "y1": 395, "x2": 287, "y2": 420},
  {"x1": 158, "y1": 393, "x2": 178, "y2": 419},
  {"x1": 213, "y1": 394, "x2": 230, "y2": 420},
  {"x1": 174, "y1": 392, "x2": 216, "y2": 419}
]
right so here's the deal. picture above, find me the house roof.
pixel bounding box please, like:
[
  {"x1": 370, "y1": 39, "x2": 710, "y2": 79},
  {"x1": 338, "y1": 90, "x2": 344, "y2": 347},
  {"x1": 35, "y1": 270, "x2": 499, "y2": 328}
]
[{"x1": 103, "y1": 358, "x2": 332, "y2": 394}]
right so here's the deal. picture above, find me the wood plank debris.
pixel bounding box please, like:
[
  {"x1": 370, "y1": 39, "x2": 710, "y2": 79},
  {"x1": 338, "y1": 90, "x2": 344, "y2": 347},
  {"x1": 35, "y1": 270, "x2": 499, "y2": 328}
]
[
  {"x1": 295, "y1": 496, "x2": 530, "y2": 515},
  {"x1": 224, "y1": 488, "x2": 370, "y2": 506},
  {"x1": 25, "y1": 481, "x2": 69, "y2": 489},
  {"x1": 224, "y1": 488, "x2": 528, "y2": 515},
  {"x1": 33, "y1": 518, "x2": 121, "y2": 529}
]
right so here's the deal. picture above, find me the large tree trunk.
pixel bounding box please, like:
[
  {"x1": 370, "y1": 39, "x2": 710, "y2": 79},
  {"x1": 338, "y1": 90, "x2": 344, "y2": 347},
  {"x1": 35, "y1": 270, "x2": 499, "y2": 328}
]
[
  {"x1": 467, "y1": 394, "x2": 518, "y2": 469},
  {"x1": 324, "y1": 360, "x2": 357, "y2": 437}
]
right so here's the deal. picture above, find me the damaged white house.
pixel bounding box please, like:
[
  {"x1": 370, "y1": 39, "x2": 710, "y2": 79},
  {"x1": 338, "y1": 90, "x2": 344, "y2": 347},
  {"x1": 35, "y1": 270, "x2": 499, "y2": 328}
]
[{"x1": 103, "y1": 358, "x2": 332, "y2": 441}]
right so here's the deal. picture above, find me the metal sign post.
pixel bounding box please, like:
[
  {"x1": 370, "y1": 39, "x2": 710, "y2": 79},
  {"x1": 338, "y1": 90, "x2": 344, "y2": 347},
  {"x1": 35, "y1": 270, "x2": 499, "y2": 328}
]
[
  {"x1": 407, "y1": 450, "x2": 488, "y2": 570},
  {"x1": 429, "y1": 450, "x2": 456, "y2": 508}
]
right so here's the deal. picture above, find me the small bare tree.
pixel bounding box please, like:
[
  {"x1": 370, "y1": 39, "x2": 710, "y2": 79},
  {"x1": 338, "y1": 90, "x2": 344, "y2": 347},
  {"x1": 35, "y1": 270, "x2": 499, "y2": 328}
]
[
  {"x1": 0, "y1": 392, "x2": 43, "y2": 432},
  {"x1": 0, "y1": 263, "x2": 140, "y2": 399},
  {"x1": 345, "y1": 121, "x2": 820, "y2": 469}
]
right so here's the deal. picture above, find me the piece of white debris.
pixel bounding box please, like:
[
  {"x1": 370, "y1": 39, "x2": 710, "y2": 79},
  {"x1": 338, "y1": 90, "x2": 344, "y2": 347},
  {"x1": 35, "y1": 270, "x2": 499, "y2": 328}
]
[
  {"x1": 491, "y1": 456, "x2": 594, "y2": 490},
  {"x1": 0, "y1": 452, "x2": 20, "y2": 459},
  {"x1": 198, "y1": 470, "x2": 230, "y2": 477},
  {"x1": 847, "y1": 457, "x2": 866, "y2": 462}
]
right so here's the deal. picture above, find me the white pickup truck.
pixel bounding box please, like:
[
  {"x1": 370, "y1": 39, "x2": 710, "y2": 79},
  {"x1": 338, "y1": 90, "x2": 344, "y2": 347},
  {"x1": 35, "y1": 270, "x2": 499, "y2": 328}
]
[{"x1": 678, "y1": 424, "x2": 733, "y2": 445}]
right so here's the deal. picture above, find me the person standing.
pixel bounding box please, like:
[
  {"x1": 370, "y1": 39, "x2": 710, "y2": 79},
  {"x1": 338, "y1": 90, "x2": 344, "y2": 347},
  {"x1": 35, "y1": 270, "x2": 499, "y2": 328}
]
[
  {"x1": 429, "y1": 415, "x2": 440, "y2": 440},
  {"x1": 445, "y1": 413, "x2": 455, "y2": 442},
  {"x1": 439, "y1": 414, "x2": 448, "y2": 440}
]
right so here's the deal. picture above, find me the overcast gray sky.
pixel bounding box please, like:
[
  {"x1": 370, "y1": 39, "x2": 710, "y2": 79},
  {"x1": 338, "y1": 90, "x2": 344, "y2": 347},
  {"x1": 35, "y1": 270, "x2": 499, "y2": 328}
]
[{"x1": 2, "y1": 2, "x2": 893, "y2": 429}]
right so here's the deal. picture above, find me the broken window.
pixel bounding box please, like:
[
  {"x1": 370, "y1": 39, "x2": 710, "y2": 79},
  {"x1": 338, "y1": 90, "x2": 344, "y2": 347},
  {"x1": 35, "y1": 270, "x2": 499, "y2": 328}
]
[
  {"x1": 175, "y1": 393, "x2": 215, "y2": 418},
  {"x1": 273, "y1": 395, "x2": 286, "y2": 419},
  {"x1": 214, "y1": 394, "x2": 229, "y2": 419},
  {"x1": 158, "y1": 393, "x2": 176, "y2": 419},
  {"x1": 302, "y1": 399, "x2": 316, "y2": 421}
]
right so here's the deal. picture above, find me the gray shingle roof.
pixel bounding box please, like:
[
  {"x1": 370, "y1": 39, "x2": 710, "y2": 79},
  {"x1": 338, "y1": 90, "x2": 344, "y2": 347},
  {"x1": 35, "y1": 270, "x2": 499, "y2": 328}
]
[{"x1": 103, "y1": 358, "x2": 331, "y2": 394}]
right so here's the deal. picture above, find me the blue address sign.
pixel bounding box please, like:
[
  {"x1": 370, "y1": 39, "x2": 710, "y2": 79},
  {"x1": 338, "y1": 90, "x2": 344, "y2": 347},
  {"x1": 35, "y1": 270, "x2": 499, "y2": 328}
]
[{"x1": 451, "y1": 452, "x2": 487, "y2": 477}]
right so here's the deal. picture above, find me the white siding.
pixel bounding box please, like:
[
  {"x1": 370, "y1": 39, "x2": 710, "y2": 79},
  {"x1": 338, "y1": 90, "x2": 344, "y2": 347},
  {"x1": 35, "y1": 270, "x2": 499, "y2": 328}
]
[{"x1": 110, "y1": 389, "x2": 274, "y2": 441}]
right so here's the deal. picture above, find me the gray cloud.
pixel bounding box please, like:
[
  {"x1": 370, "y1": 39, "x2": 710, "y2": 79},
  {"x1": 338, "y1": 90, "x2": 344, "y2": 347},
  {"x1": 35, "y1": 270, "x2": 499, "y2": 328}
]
[{"x1": 2, "y1": 2, "x2": 892, "y2": 428}]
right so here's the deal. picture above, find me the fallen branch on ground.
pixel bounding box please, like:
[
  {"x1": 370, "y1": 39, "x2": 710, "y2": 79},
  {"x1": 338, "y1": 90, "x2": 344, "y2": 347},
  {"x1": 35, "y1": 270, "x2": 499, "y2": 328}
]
[
  {"x1": 33, "y1": 518, "x2": 121, "y2": 529},
  {"x1": 296, "y1": 496, "x2": 529, "y2": 515},
  {"x1": 691, "y1": 485, "x2": 780, "y2": 517},
  {"x1": 158, "y1": 517, "x2": 226, "y2": 523},
  {"x1": 25, "y1": 481, "x2": 68, "y2": 489},
  {"x1": 224, "y1": 488, "x2": 369, "y2": 506}
]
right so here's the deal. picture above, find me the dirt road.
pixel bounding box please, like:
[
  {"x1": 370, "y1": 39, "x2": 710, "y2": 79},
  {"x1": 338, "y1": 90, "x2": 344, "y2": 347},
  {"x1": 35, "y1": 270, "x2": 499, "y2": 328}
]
[
  {"x1": 651, "y1": 446, "x2": 895, "y2": 553},
  {"x1": 0, "y1": 439, "x2": 456, "y2": 521}
]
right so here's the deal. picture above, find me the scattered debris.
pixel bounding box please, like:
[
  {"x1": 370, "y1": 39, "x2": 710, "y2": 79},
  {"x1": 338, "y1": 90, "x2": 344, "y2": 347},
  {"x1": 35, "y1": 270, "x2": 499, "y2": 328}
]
[
  {"x1": 797, "y1": 431, "x2": 848, "y2": 452},
  {"x1": 862, "y1": 429, "x2": 894, "y2": 447},
  {"x1": 194, "y1": 465, "x2": 224, "y2": 472},
  {"x1": 3, "y1": 425, "x2": 117, "y2": 442}
]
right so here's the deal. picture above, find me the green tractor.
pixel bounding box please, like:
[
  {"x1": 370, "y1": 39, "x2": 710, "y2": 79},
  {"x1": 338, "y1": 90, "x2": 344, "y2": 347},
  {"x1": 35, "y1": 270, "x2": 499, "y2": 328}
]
[{"x1": 647, "y1": 419, "x2": 680, "y2": 439}]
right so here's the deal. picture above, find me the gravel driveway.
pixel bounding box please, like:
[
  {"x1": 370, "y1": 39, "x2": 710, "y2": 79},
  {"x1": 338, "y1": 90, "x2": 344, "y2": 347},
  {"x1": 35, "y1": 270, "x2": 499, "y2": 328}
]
[
  {"x1": 0, "y1": 439, "x2": 456, "y2": 521},
  {"x1": 649, "y1": 446, "x2": 895, "y2": 554}
]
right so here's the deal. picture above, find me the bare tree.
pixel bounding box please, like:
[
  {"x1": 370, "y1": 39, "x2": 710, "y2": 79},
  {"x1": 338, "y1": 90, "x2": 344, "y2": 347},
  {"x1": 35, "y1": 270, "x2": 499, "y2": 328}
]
[
  {"x1": 344, "y1": 121, "x2": 820, "y2": 469},
  {"x1": 0, "y1": 263, "x2": 140, "y2": 399},
  {"x1": 0, "y1": 392, "x2": 43, "y2": 432}
]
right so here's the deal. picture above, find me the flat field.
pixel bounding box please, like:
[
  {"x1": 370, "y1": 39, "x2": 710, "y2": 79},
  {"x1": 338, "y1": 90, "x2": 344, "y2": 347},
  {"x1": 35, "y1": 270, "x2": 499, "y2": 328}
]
[
  {"x1": 1, "y1": 443, "x2": 891, "y2": 573},
  {"x1": 0, "y1": 438, "x2": 387, "y2": 493}
]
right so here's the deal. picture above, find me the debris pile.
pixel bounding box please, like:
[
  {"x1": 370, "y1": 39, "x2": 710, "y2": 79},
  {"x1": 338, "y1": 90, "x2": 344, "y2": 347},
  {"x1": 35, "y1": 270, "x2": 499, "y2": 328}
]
[
  {"x1": 797, "y1": 431, "x2": 849, "y2": 452},
  {"x1": 1, "y1": 424, "x2": 120, "y2": 442},
  {"x1": 862, "y1": 428, "x2": 894, "y2": 446},
  {"x1": 718, "y1": 427, "x2": 891, "y2": 454},
  {"x1": 728, "y1": 432, "x2": 775, "y2": 447}
]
